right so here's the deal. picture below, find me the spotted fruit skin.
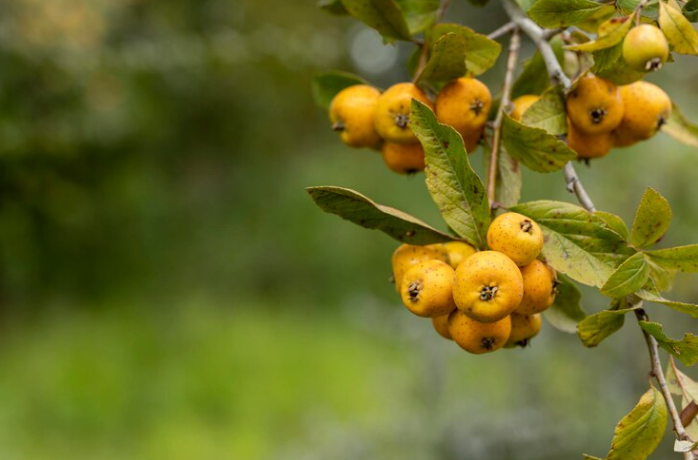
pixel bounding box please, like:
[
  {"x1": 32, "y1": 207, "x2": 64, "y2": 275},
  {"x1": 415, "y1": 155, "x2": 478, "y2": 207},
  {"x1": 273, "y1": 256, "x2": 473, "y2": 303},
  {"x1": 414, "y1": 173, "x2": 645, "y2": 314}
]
[
  {"x1": 613, "y1": 81, "x2": 671, "y2": 147},
  {"x1": 566, "y1": 75, "x2": 624, "y2": 135},
  {"x1": 391, "y1": 244, "x2": 449, "y2": 292},
  {"x1": 441, "y1": 241, "x2": 477, "y2": 269},
  {"x1": 374, "y1": 83, "x2": 433, "y2": 144},
  {"x1": 432, "y1": 312, "x2": 454, "y2": 340},
  {"x1": 452, "y1": 251, "x2": 524, "y2": 323},
  {"x1": 329, "y1": 85, "x2": 382, "y2": 149},
  {"x1": 382, "y1": 142, "x2": 425, "y2": 174},
  {"x1": 436, "y1": 78, "x2": 492, "y2": 141},
  {"x1": 486, "y1": 212, "x2": 544, "y2": 267},
  {"x1": 567, "y1": 118, "x2": 613, "y2": 159},
  {"x1": 515, "y1": 260, "x2": 556, "y2": 315},
  {"x1": 400, "y1": 260, "x2": 456, "y2": 318},
  {"x1": 448, "y1": 310, "x2": 512, "y2": 354},
  {"x1": 622, "y1": 25, "x2": 669, "y2": 73},
  {"x1": 505, "y1": 313, "x2": 542, "y2": 348}
]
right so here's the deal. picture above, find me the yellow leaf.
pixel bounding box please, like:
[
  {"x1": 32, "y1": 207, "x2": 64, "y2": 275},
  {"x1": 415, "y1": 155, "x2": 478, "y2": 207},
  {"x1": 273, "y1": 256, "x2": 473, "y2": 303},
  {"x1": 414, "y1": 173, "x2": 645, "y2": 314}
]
[
  {"x1": 567, "y1": 14, "x2": 635, "y2": 52},
  {"x1": 659, "y1": 1, "x2": 698, "y2": 55}
]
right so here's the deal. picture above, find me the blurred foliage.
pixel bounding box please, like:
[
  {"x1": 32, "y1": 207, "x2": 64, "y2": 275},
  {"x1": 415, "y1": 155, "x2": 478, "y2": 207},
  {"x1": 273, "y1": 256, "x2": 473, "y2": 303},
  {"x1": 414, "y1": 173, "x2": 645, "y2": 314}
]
[{"x1": 0, "y1": 0, "x2": 696, "y2": 459}]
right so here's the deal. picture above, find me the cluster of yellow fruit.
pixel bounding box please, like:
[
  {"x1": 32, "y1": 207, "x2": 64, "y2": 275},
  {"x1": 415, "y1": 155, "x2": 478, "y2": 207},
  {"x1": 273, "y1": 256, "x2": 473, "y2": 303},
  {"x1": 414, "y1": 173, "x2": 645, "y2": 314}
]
[
  {"x1": 512, "y1": 74, "x2": 671, "y2": 160},
  {"x1": 329, "y1": 78, "x2": 491, "y2": 174},
  {"x1": 392, "y1": 212, "x2": 557, "y2": 354}
]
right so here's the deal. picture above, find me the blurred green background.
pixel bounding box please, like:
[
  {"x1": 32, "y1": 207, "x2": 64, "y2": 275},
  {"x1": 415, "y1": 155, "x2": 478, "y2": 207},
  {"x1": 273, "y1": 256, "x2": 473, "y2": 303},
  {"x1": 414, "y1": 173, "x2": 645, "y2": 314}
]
[{"x1": 0, "y1": 0, "x2": 696, "y2": 458}]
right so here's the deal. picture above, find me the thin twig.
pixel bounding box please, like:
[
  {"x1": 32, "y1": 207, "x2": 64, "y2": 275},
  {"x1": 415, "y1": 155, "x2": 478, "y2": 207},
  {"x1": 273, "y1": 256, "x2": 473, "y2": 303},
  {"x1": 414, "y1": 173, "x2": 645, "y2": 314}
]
[
  {"x1": 487, "y1": 28, "x2": 520, "y2": 208},
  {"x1": 635, "y1": 310, "x2": 694, "y2": 460},
  {"x1": 412, "y1": 42, "x2": 431, "y2": 84},
  {"x1": 487, "y1": 22, "x2": 516, "y2": 40},
  {"x1": 437, "y1": 0, "x2": 453, "y2": 22},
  {"x1": 563, "y1": 163, "x2": 596, "y2": 213},
  {"x1": 542, "y1": 27, "x2": 565, "y2": 40},
  {"x1": 502, "y1": 0, "x2": 571, "y2": 90}
]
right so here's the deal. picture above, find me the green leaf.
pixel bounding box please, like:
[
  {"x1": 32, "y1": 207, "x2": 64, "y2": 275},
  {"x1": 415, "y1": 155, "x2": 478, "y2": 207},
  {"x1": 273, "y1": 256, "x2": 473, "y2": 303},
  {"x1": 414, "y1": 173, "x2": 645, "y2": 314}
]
[
  {"x1": 661, "y1": 102, "x2": 698, "y2": 148},
  {"x1": 496, "y1": 148, "x2": 522, "y2": 208},
  {"x1": 566, "y1": 15, "x2": 635, "y2": 52},
  {"x1": 646, "y1": 258, "x2": 676, "y2": 292},
  {"x1": 512, "y1": 39, "x2": 564, "y2": 99},
  {"x1": 636, "y1": 286, "x2": 698, "y2": 319},
  {"x1": 578, "y1": 307, "x2": 636, "y2": 347},
  {"x1": 595, "y1": 211, "x2": 630, "y2": 240},
  {"x1": 605, "y1": 387, "x2": 668, "y2": 460},
  {"x1": 528, "y1": 0, "x2": 608, "y2": 28},
  {"x1": 592, "y1": 42, "x2": 624, "y2": 74},
  {"x1": 616, "y1": 0, "x2": 659, "y2": 15},
  {"x1": 312, "y1": 71, "x2": 369, "y2": 110},
  {"x1": 501, "y1": 114, "x2": 577, "y2": 173},
  {"x1": 639, "y1": 321, "x2": 698, "y2": 366},
  {"x1": 629, "y1": 188, "x2": 672, "y2": 248},
  {"x1": 544, "y1": 275, "x2": 586, "y2": 333},
  {"x1": 430, "y1": 24, "x2": 502, "y2": 76},
  {"x1": 601, "y1": 253, "x2": 650, "y2": 298},
  {"x1": 582, "y1": 455, "x2": 604, "y2": 460},
  {"x1": 306, "y1": 186, "x2": 456, "y2": 244},
  {"x1": 417, "y1": 33, "x2": 468, "y2": 84},
  {"x1": 319, "y1": 0, "x2": 349, "y2": 15},
  {"x1": 659, "y1": 0, "x2": 698, "y2": 55},
  {"x1": 520, "y1": 85, "x2": 567, "y2": 135},
  {"x1": 510, "y1": 200, "x2": 633, "y2": 287},
  {"x1": 396, "y1": 0, "x2": 440, "y2": 34},
  {"x1": 645, "y1": 244, "x2": 698, "y2": 273},
  {"x1": 410, "y1": 100, "x2": 490, "y2": 249},
  {"x1": 593, "y1": 51, "x2": 646, "y2": 85},
  {"x1": 684, "y1": 0, "x2": 698, "y2": 22},
  {"x1": 340, "y1": 0, "x2": 412, "y2": 41}
]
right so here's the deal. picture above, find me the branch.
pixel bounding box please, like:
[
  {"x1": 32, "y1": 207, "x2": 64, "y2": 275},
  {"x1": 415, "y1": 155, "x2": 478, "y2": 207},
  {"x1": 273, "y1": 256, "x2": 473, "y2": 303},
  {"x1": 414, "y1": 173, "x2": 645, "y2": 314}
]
[
  {"x1": 412, "y1": 42, "x2": 430, "y2": 84},
  {"x1": 502, "y1": 0, "x2": 571, "y2": 90},
  {"x1": 500, "y1": 2, "x2": 695, "y2": 456},
  {"x1": 487, "y1": 28, "x2": 520, "y2": 207},
  {"x1": 487, "y1": 22, "x2": 516, "y2": 40}
]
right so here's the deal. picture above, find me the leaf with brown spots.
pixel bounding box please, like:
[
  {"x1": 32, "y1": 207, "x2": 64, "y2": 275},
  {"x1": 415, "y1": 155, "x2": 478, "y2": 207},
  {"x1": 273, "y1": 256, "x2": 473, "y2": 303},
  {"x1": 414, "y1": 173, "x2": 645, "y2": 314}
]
[
  {"x1": 646, "y1": 244, "x2": 698, "y2": 273},
  {"x1": 502, "y1": 114, "x2": 577, "y2": 173},
  {"x1": 511, "y1": 200, "x2": 634, "y2": 287},
  {"x1": 306, "y1": 186, "x2": 457, "y2": 244},
  {"x1": 411, "y1": 100, "x2": 490, "y2": 249},
  {"x1": 639, "y1": 321, "x2": 698, "y2": 366}
]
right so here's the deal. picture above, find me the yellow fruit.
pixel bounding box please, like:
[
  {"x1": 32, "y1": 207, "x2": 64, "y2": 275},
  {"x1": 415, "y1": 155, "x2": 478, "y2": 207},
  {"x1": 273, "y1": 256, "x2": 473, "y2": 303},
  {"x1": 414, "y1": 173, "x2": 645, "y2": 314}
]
[
  {"x1": 452, "y1": 251, "x2": 524, "y2": 323},
  {"x1": 622, "y1": 24, "x2": 669, "y2": 72},
  {"x1": 486, "y1": 212, "x2": 544, "y2": 267},
  {"x1": 381, "y1": 142, "x2": 425, "y2": 174},
  {"x1": 505, "y1": 313, "x2": 542, "y2": 348},
  {"x1": 442, "y1": 241, "x2": 477, "y2": 269},
  {"x1": 462, "y1": 127, "x2": 483, "y2": 154},
  {"x1": 613, "y1": 81, "x2": 672, "y2": 147},
  {"x1": 435, "y1": 77, "x2": 492, "y2": 140},
  {"x1": 510, "y1": 95, "x2": 540, "y2": 122},
  {"x1": 374, "y1": 82, "x2": 433, "y2": 144},
  {"x1": 329, "y1": 85, "x2": 382, "y2": 149},
  {"x1": 392, "y1": 244, "x2": 448, "y2": 292},
  {"x1": 566, "y1": 75, "x2": 624, "y2": 134},
  {"x1": 400, "y1": 260, "x2": 457, "y2": 318},
  {"x1": 432, "y1": 312, "x2": 454, "y2": 340},
  {"x1": 567, "y1": 118, "x2": 613, "y2": 159},
  {"x1": 448, "y1": 310, "x2": 511, "y2": 354},
  {"x1": 515, "y1": 260, "x2": 556, "y2": 315}
]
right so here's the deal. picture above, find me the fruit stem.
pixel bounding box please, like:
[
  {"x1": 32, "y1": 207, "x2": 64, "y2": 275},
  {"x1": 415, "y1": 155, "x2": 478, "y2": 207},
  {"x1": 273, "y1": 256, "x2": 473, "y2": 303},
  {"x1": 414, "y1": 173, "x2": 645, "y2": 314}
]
[{"x1": 487, "y1": 27, "x2": 520, "y2": 210}]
